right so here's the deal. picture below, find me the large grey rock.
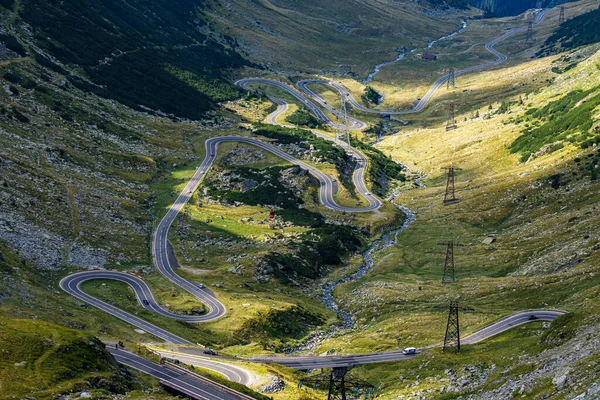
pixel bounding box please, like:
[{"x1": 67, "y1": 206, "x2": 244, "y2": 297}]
[{"x1": 259, "y1": 374, "x2": 285, "y2": 393}]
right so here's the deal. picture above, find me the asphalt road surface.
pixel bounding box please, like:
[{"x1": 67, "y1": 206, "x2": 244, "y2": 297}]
[
  {"x1": 60, "y1": 132, "x2": 380, "y2": 379},
  {"x1": 109, "y1": 347, "x2": 254, "y2": 399},
  {"x1": 60, "y1": 6, "x2": 566, "y2": 383},
  {"x1": 293, "y1": 8, "x2": 554, "y2": 115},
  {"x1": 245, "y1": 310, "x2": 564, "y2": 369},
  {"x1": 247, "y1": 95, "x2": 382, "y2": 211},
  {"x1": 237, "y1": 78, "x2": 368, "y2": 130}
]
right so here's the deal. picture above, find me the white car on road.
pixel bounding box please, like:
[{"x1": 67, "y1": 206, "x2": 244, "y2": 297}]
[{"x1": 402, "y1": 347, "x2": 417, "y2": 355}]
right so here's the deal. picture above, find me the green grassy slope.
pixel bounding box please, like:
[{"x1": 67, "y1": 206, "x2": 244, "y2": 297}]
[
  {"x1": 310, "y1": 40, "x2": 600, "y2": 399},
  {"x1": 204, "y1": 0, "x2": 469, "y2": 76},
  {"x1": 467, "y1": 0, "x2": 576, "y2": 16},
  {"x1": 2, "y1": 0, "x2": 248, "y2": 119},
  {"x1": 539, "y1": 5, "x2": 600, "y2": 56},
  {"x1": 0, "y1": 318, "x2": 132, "y2": 400}
]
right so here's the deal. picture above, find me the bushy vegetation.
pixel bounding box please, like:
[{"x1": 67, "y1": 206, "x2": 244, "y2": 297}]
[
  {"x1": 285, "y1": 109, "x2": 323, "y2": 128},
  {"x1": 351, "y1": 138, "x2": 406, "y2": 195},
  {"x1": 19, "y1": 0, "x2": 248, "y2": 119},
  {"x1": 0, "y1": 318, "x2": 133, "y2": 399},
  {"x1": 0, "y1": 33, "x2": 27, "y2": 56},
  {"x1": 71, "y1": 48, "x2": 243, "y2": 120},
  {"x1": 266, "y1": 224, "x2": 362, "y2": 284},
  {"x1": 539, "y1": 6, "x2": 600, "y2": 56},
  {"x1": 33, "y1": 87, "x2": 142, "y2": 142},
  {"x1": 495, "y1": 97, "x2": 521, "y2": 115},
  {"x1": 254, "y1": 124, "x2": 346, "y2": 164},
  {"x1": 509, "y1": 87, "x2": 600, "y2": 161},
  {"x1": 206, "y1": 163, "x2": 364, "y2": 285},
  {"x1": 233, "y1": 306, "x2": 325, "y2": 349},
  {"x1": 254, "y1": 124, "x2": 359, "y2": 198},
  {"x1": 551, "y1": 56, "x2": 579, "y2": 74},
  {"x1": 428, "y1": 0, "x2": 468, "y2": 9},
  {"x1": 363, "y1": 86, "x2": 382, "y2": 105},
  {"x1": 207, "y1": 165, "x2": 325, "y2": 227},
  {"x1": 3, "y1": 70, "x2": 36, "y2": 89}
]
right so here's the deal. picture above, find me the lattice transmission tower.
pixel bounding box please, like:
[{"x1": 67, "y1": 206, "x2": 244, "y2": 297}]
[
  {"x1": 440, "y1": 241, "x2": 458, "y2": 284},
  {"x1": 559, "y1": 6, "x2": 565, "y2": 24},
  {"x1": 446, "y1": 101, "x2": 457, "y2": 131},
  {"x1": 526, "y1": 19, "x2": 535, "y2": 44},
  {"x1": 299, "y1": 366, "x2": 376, "y2": 400},
  {"x1": 447, "y1": 66, "x2": 455, "y2": 90},
  {"x1": 441, "y1": 166, "x2": 462, "y2": 205},
  {"x1": 338, "y1": 94, "x2": 352, "y2": 153},
  {"x1": 433, "y1": 301, "x2": 475, "y2": 352}
]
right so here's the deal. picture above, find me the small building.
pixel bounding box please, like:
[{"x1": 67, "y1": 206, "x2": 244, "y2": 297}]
[{"x1": 422, "y1": 53, "x2": 437, "y2": 61}]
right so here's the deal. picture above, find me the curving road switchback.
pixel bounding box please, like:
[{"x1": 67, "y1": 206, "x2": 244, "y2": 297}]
[
  {"x1": 259, "y1": 8, "x2": 555, "y2": 117},
  {"x1": 59, "y1": 6, "x2": 566, "y2": 390}
]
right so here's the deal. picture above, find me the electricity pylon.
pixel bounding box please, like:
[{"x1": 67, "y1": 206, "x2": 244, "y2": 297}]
[
  {"x1": 299, "y1": 366, "x2": 376, "y2": 400},
  {"x1": 446, "y1": 101, "x2": 457, "y2": 131},
  {"x1": 433, "y1": 300, "x2": 475, "y2": 352},
  {"x1": 340, "y1": 93, "x2": 352, "y2": 154},
  {"x1": 558, "y1": 6, "x2": 565, "y2": 24},
  {"x1": 440, "y1": 241, "x2": 458, "y2": 284},
  {"x1": 447, "y1": 66, "x2": 455, "y2": 90},
  {"x1": 526, "y1": 19, "x2": 535, "y2": 44},
  {"x1": 441, "y1": 166, "x2": 462, "y2": 205}
]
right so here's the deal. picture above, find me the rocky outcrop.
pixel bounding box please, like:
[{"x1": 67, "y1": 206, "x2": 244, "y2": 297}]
[
  {"x1": 221, "y1": 146, "x2": 266, "y2": 166},
  {"x1": 259, "y1": 374, "x2": 286, "y2": 393},
  {"x1": 278, "y1": 165, "x2": 309, "y2": 194},
  {"x1": 211, "y1": 171, "x2": 259, "y2": 193}
]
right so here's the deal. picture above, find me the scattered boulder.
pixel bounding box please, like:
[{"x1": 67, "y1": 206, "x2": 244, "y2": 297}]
[
  {"x1": 221, "y1": 147, "x2": 266, "y2": 166},
  {"x1": 228, "y1": 264, "x2": 245, "y2": 274},
  {"x1": 259, "y1": 374, "x2": 285, "y2": 393},
  {"x1": 482, "y1": 237, "x2": 496, "y2": 245}
]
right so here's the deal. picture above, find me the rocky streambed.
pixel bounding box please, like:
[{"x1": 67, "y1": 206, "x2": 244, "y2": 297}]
[{"x1": 289, "y1": 204, "x2": 416, "y2": 353}]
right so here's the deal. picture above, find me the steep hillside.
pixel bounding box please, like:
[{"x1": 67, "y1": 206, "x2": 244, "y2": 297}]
[
  {"x1": 1, "y1": 0, "x2": 600, "y2": 398},
  {"x1": 1, "y1": 0, "x2": 248, "y2": 120},
  {"x1": 203, "y1": 0, "x2": 469, "y2": 77},
  {"x1": 467, "y1": 0, "x2": 576, "y2": 16},
  {"x1": 539, "y1": 5, "x2": 600, "y2": 55},
  {"x1": 0, "y1": 316, "x2": 132, "y2": 399},
  {"x1": 317, "y1": 41, "x2": 600, "y2": 399}
]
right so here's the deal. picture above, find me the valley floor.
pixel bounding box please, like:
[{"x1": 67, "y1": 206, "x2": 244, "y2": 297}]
[{"x1": 2, "y1": 0, "x2": 600, "y2": 399}]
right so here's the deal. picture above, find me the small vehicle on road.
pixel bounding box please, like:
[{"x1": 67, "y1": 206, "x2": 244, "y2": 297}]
[
  {"x1": 203, "y1": 349, "x2": 217, "y2": 355},
  {"x1": 402, "y1": 347, "x2": 417, "y2": 355},
  {"x1": 528, "y1": 314, "x2": 539, "y2": 321},
  {"x1": 142, "y1": 299, "x2": 149, "y2": 305},
  {"x1": 210, "y1": 153, "x2": 214, "y2": 157}
]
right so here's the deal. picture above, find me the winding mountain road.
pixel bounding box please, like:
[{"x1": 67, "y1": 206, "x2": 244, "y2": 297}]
[
  {"x1": 245, "y1": 310, "x2": 564, "y2": 369},
  {"x1": 287, "y1": 8, "x2": 554, "y2": 117},
  {"x1": 237, "y1": 78, "x2": 368, "y2": 130},
  {"x1": 109, "y1": 348, "x2": 255, "y2": 399},
  {"x1": 59, "y1": 6, "x2": 566, "y2": 390}
]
